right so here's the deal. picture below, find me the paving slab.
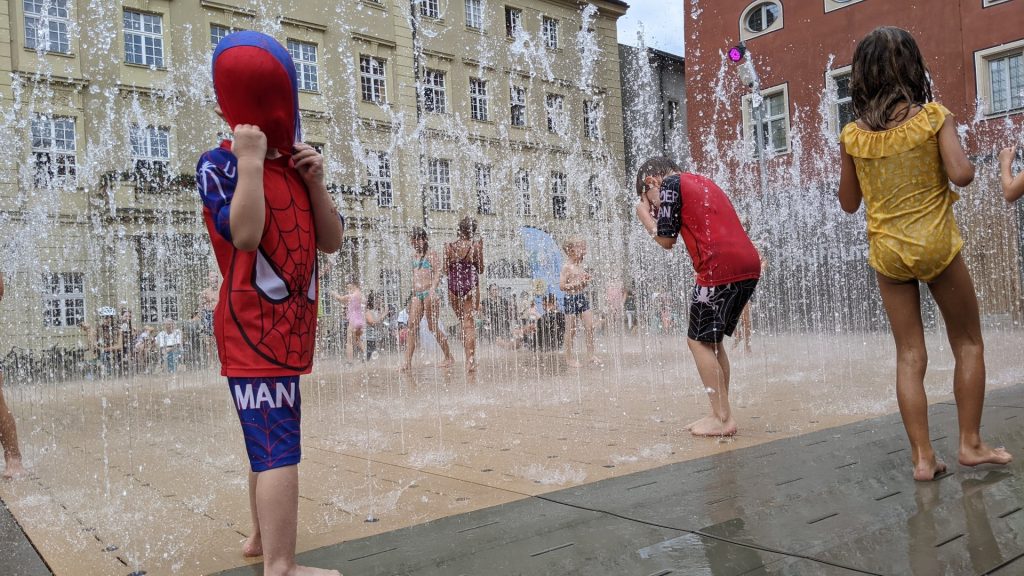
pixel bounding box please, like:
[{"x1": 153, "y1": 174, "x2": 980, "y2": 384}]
[
  {"x1": 0, "y1": 498, "x2": 50, "y2": 576},
  {"x1": 215, "y1": 384, "x2": 1023, "y2": 576}
]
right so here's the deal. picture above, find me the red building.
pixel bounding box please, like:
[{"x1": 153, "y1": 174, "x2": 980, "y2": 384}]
[{"x1": 686, "y1": 0, "x2": 1024, "y2": 171}]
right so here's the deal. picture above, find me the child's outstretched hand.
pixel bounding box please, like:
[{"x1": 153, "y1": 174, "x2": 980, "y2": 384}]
[
  {"x1": 999, "y1": 146, "x2": 1017, "y2": 168},
  {"x1": 293, "y1": 142, "x2": 325, "y2": 187},
  {"x1": 232, "y1": 124, "x2": 267, "y2": 162}
]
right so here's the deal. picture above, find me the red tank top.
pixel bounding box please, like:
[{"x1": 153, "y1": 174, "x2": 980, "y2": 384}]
[{"x1": 656, "y1": 173, "x2": 761, "y2": 287}]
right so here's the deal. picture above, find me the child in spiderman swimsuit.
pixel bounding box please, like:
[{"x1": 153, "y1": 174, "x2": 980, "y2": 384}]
[
  {"x1": 197, "y1": 31, "x2": 343, "y2": 576},
  {"x1": 635, "y1": 157, "x2": 761, "y2": 439}
]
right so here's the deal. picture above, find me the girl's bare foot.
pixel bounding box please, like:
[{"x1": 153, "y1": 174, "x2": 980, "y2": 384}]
[
  {"x1": 959, "y1": 443, "x2": 1013, "y2": 468},
  {"x1": 1, "y1": 458, "x2": 27, "y2": 479},
  {"x1": 566, "y1": 357, "x2": 581, "y2": 368},
  {"x1": 690, "y1": 416, "x2": 737, "y2": 437},
  {"x1": 399, "y1": 363, "x2": 411, "y2": 373},
  {"x1": 288, "y1": 566, "x2": 341, "y2": 576},
  {"x1": 241, "y1": 533, "x2": 262, "y2": 557},
  {"x1": 439, "y1": 357, "x2": 454, "y2": 369},
  {"x1": 588, "y1": 356, "x2": 603, "y2": 366},
  {"x1": 912, "y1": 456, "x2": 948, "y2": 481}
]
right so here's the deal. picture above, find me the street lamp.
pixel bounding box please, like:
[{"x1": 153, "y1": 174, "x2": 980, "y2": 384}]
[{"x1": 730, "y1": 43, "x2": 767, "y2": 194}]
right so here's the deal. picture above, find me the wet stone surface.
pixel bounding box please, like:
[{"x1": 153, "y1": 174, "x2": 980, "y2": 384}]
[{"x1": 214, "y1": 385, "x2": 1024, "y2": 576}]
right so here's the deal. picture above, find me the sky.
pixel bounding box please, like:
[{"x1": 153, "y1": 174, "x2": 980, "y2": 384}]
[{"x1": 616, "y1": 0, "x2": 685, "y2": 57}]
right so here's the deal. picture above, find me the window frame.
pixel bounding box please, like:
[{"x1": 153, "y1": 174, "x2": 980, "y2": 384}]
[
  {"x1": 825, "y1": 65, "x2": 855, "y2": 136},
  {"x1": 360, "y1": 55, "x2": 388, "y2": 104},
  {"x1": 475, "y1": 163, "x2": 494, "y2": 215},
  {"x1": 975, "y1": 40, "x2": 1024, "y2": 117},
  {"x1": 287, "y1": 39, "x2": 320, "y2": 93},
  {"x1": 738, "y1": 1, "x2": 783, "y2": 42},
  {"x1": 542, "y1": 16, "x2": 559, "y2": 49},
  {"x1": 123, "y1": 9, "x2": 165, "y2": 68},
  {"x1": 139, "y1": 268, "x2": 180, "y2": 324},
  {"x1": 428, "y1": 158, "x2": 453, "y2": 211},
  {"x1": 423, "y1": 68, "x2": 448, "y2": 114},
  {"x1": 584, "y1": 100, "x2": 601, "y2": 139},
  {"x1": 545, "y1": 93, "x2": 565, "y2": 134},
  {"x1": 31, "y1": 114, "x2": 77, "y2": 188},
  {"x1": 587, "y1": 176, "x2": 602, "y2": 219},
  {"x1": 470, "y1": 78, "x2": 490, "y2": 121},
  {"x1": 366, "y1": 151, "x2": 394, "y2": 208},
  {"x1": 41, "y1": 272, "x2": 85, "y2": 328},
  {"x1": 515, "y1": 169, "x2": 531, "y2": 216},
  {"x1": 510, "y1": 85, "x2": 528, "y2": 127},
  {"x1": 741, "y1": 83, "x2": 791, "y2": 157},
  {"x1": 23, "y1": 0, "x2": 72, "y2": 54},
  {"x1": 465, "y1": 0, "x2": 484, "y2": 29},
  {"x1": 505, "y1": 6, "x2": 523, "y2": 38},
  {"x1": 550, "y1": 171, "x2": 568, "y2": 219},
  {"x1": 420, "y1": 0, "x2": 441, "y2": 19},
  {"x1": 130, "y1": 124, "x2": 171, "y2": 184}
]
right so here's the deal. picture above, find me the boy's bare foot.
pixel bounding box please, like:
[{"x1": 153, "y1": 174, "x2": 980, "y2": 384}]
[
  {"x1": 241, "y1": 533, "x2": 262, "y2": 557},
  {"x1": 2, "y1": 458, "x2": 27, "y2": 479},
  {"x1": 689, "y1": 416, "x2": 737, "y2": 437},
  {"x1": 912, "y1": 456, "x2": 947, "y2": 481},
  {"x1": 959, "y1": 443, "x2": 1013, "y2": 468}
]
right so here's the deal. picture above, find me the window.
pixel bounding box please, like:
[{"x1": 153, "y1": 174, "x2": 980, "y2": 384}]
[
  {"x1": 288, "y1": 40, "x2": 319, "y2": 92},
  {"x1": 131, "y1": 125, "x2": 171, "y2": 182},
  {"x1": 744, "y1": 85, "x2": 790, "y2": 156},
  {"x1": 123, "y1": 10, "x2": 164, "y2": 68},
  {"x1": 739, "y1": 1, "x2": 782, "y2": 41},
  {"x1": 505, "y1": 7, "x2": 522, "y2": 38},
  {"x1": 210, "y1": 24, "x2": 235, "y2": 49},
  {"x1": 587, "y1": 176, "x2": 602, "y2": 218},
  {"x1": 515, "y1": 169, "x2": 531, "y2": 216},
  {"x1": 366, "y1": 151, "x2": 393, "y2": 207},
  {"x1": 24, "y1": 0, "x2": 71, "y2": 53},
  {"x1": 470, "y1": 78, "x2": 489, "y2": 121},
  {"x1": 140, "y1": 269, "x2": 179, "y2": 323},
  {"x1": 545, "y1": 93, "x2": 564, "y2": 134},
  {"x1": 542, "y1": 17, "x2": 559, "y2": 49},
  {"x1": 465, "y1": 0, "x2": 483, "y2": 30},
  {"x1": 42, "y1": 272, "x2": 84, "y2": 327},
  {"x1": 31, "y1": 115, "x2": 76, "y2": 187},
  {"x1": 828, "y1": 68, "x2": 856, "y2": 134},
  {"x1": 420, "y1": 0, "x2": 440, "y2": 19},
  {"x1": 824, "y1": 0, "x2": 864, "y2": 11},
  {"x1": 666, "y1": 100, "x2": 679, "y2": 130},
  {"x1": 475, "y1": 164, "x2": 493, "y2": 215},
  {"x1": 584, "y1": 100, "x2": 600, "y2": 139},
  {"x1": 360, "y1": 56, "x2": 387, "y2": 103},
  {"x1": 988, "y1": 51, "x2": 1024, "y2": 114},
  {"x1": 551, "y1": 171, "x2": 567, "y2": 219},
  {"x1": 982, "y1": 0, "x2": 1011, "y2": 5},
  {"x1": 510, "y1": 85, "x2": 527, "y2": 127},
  {"x1": 423, "y1": 69, "x2": 447, "y2": 113},
  {"x1": 429, "y1": 158, "x2": 452, "y2": 211}
]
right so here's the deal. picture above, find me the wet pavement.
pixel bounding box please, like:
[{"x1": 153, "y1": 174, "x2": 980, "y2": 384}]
[
  {"x1": 0, "y1": 497, "x2": 49, "y2": 576},
  {"x1": 216, "y1": 385, "x2": 1024, "y2": 576}
]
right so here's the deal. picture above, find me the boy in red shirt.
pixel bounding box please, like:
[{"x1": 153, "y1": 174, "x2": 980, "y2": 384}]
[{"x1": 635, "y1": 157, "x2": 761, "y2": 437}]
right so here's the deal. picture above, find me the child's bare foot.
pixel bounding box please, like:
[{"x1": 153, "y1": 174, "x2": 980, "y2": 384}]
[
  {"x1": 565, "y1": 356, "x2": 581, "y2": 368},
  {"x1": 439, "y1": 357, "x2": 454, "y2": 369},
  {"x1": 399, "y1": 363, "x2": 411, "y2": 373},
  {"x1": 959, "y1": 443, "x2": 1013, "y2": 468},
  {"x1": 588, "y1": 356, "x2": 603, "y2": 366},
  {"x1": 689, "y1": 416, "x2": 737, "y2": 437},
  {"x1": 2, "y1": 458, "x2": 27, "y2": 479},
  {"x1": 241, "y1": 533, "x2": 262, "y2": 557},
  {"x1": 913, "y1": 456, "x2": 947, "y2": 481}
]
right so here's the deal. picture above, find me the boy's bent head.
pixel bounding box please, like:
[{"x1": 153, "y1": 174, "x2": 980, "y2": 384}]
[
  {"x1": 212, "y1": 31, "x2": 301, "y2": 155},
  {"x1": 635, "y1": 157, "x2": 681, "y2": 196}
]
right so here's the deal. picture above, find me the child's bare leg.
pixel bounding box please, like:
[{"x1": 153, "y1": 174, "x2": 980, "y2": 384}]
[
  {"x1": 426, "y1": 297, "x2": 453, "y2": 367},
  {"x1": 401, "y1": 299, "x2": 424, "y2": 371},
  {"x1": 457, "y1": 298, "x2": 477, "y2": 372},
  {"x1": 685, "y1": 338, "x2": 736, "y2": 437},
  {"x1": 564, "y1": 314, "x2": 580, "y2": 367},
  {"x1": 581, "y1": 310, "x2": 601, "y2": 364},
  {"x1": 353, "y1": 327, "x2": 365, "y2": 361},
  {"x1": 0, "y1": 373, "x2": 25, "y2": 479},
  {"x1": 243, "y1": 470, "x2": 262, "y2": 556},
  {"x1": 256, "y1": 465, "x2": 340, "y2": 576},
  {"x1": 927, "y1": 256, "x2": 1013, "y2": 468},
  {"x1": 878, "y1": 273, "x2": 945, "y2": 481},
  {"x1": 345, "y1": 327, "x2": 355, "y2": 363}
]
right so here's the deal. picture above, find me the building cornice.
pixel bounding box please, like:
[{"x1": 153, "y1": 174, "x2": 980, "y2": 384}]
[{"x1": 199, "y1": 0, "x2": 256, "y2": 18}]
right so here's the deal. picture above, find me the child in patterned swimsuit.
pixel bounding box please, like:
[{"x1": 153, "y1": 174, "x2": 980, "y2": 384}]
[
  {"x1": 839, "y1": 27, "x2": 1012, "y2": 481},
  {"x1": 559, "y1": 237, "x2": 601, "y2": 368}
]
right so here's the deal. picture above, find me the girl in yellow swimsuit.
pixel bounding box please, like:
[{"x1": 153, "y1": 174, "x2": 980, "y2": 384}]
[{"x1": 838, "y1": 27, "x2": 1011, "y2": 481}]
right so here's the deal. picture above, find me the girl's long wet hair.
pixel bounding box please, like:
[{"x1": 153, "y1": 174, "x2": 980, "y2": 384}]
[
  {"x1": 410, "y1": 227, "x2": 428, "y2": 256},
  {"x1": 850, "y1": 27, "x2": 933, "y2": 131}
]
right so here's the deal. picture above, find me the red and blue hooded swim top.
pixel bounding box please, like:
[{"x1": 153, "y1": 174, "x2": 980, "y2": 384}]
[{"x1": 197, "y1": 31, "x2": 318, "y2": 377}]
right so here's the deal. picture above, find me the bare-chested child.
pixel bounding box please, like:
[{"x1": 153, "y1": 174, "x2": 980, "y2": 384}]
[
  {"x1": 0, "y1": 271, "x2": 26, "y2": 479},
  {"x1": 559, "y1": 237, "x2": 601, "y2": 368}
]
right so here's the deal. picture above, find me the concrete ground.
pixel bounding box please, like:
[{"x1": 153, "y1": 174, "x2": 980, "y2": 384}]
[{"x1": 1, "y1": 330, "x2": 1022, "y2": 575}]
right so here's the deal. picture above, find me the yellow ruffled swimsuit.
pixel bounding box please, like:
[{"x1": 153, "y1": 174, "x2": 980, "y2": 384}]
[{"x1": 840, "y1": 103, "x2": 963, "y2": 283}]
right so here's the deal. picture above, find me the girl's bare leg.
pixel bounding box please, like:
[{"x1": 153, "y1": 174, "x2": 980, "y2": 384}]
[
  {"x1": 402, "y1": 297, "x2": 424, "y2": 371},
  {"x1": 582, "y1": 310, "x2": 601, "y2": 364},
  {"x1": 927, "y1": 255, "x2": 1012, "y2": 468},
  {"x1": 425, "y1": 295, "x2": 453, "y2": 367},
  {"x1": 877, "y1": 273, "x2": 945, "y2": 481}
]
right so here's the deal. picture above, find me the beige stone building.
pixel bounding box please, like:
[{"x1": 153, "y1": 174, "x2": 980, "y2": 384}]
[{"x1": 0, "y1": 0, "x2": 629, "y2": 356}]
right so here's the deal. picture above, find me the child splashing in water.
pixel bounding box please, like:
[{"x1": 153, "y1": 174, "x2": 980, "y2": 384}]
[
  {"x1": 401, "y1": 227, "x2": 453, "y2": 371},
  {"x1": 839, "y1": 27, "x2": 1012, "y2": 480}
]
